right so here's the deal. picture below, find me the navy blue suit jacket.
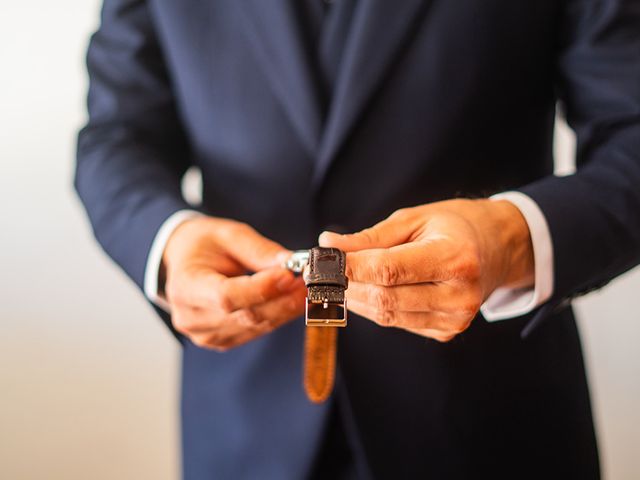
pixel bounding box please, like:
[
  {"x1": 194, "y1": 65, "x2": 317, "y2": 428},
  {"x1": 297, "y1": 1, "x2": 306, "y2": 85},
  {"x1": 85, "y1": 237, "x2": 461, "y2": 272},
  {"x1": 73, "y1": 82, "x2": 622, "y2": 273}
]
[{"x1": 76, "y1": 1, "x2": 640, "y2": 478}]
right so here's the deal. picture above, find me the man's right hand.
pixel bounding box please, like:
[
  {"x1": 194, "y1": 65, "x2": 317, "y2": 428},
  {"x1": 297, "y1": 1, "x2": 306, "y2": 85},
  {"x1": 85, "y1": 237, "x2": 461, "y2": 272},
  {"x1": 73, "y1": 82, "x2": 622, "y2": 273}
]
[{"x1": 162, "y1": 216, "x2": 306, "y2": 351}]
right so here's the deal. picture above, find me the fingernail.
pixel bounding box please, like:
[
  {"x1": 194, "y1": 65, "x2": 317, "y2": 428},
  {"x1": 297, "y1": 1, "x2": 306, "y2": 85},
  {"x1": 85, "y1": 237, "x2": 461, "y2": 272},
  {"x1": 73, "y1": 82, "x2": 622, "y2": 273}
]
[
  {"x1": 276, "y1": 272, "x2": 297, "y2": 292},
  {"x1": 318, "y1": 231, "x2": 339, "y2": 246},
  {"x1": 276, "y1": 251, "x2": 292, "y2": 264}
]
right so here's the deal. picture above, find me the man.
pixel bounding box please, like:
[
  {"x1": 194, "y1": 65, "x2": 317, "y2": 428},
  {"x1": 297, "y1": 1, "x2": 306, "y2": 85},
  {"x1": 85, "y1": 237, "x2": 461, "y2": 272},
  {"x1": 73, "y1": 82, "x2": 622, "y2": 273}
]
[{"x1": 75, "y1": 0, "x2": 640, "y2": 478}]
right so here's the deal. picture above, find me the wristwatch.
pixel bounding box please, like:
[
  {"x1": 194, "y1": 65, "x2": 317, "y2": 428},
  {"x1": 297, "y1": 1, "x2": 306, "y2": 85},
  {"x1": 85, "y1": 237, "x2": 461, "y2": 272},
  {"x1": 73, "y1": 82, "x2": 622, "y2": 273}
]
[{"x1": 285, "y1": 247, "x2": 348, "y2": 403}]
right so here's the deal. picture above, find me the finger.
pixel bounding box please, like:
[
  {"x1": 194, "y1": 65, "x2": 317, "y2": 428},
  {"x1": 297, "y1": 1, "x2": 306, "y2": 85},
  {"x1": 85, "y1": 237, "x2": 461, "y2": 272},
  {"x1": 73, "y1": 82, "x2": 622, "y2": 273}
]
[
  {"x1": 189, "y1": 329, "x2": 251, "y2": 352},
  {"x1": 187, "y1": 309, "x2": 263, "y2": 351},
  {"x1": 189, "y1": 286, "x2": 307, "y2": 350},
  {"x1": 171, "y1": 305, "x2": 224, "y2": 335},
  {"x1": 217, "y1": 269, "x2": 304, "y2": 311},
  {"x1": 347, "y1": 281, "x2": 474, "y2": 314},
  {"x1": 347, "y1": 281, "x2": 438, "y2": 313},
  {"x1": 169, "y1": 267, "x2": 301, "y2": 311},
  {"x1": 246, "y1": 284, "x2": 307, "y2": 329},
  {"x1": 216, "y1": 222, "x2": 292, "y2": 271},
  {"x1": 173, "y1": 302, "x2": 263, "y2": 336},
  {"x1": 345, "y1": 241, "x2": 456, "y2": 286},
  {"x1": 347, "y1": 298, "x2": 452, "y2": 330},
  {"x1": 318, "y1": 211, "x2": 415, "y2": 252}
]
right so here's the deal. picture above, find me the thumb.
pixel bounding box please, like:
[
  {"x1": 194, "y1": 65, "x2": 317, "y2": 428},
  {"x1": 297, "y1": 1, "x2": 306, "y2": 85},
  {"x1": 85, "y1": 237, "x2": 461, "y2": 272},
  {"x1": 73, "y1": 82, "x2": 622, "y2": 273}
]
[{"x1": 318, "y1": 214, "x2": 411, "y2": 252}]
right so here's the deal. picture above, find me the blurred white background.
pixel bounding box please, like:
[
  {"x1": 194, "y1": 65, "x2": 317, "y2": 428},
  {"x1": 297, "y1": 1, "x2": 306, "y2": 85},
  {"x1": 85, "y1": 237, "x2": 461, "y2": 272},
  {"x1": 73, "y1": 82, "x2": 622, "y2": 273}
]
[{"x1": 1, "y1": 2, "x2": 638, "y2": 479}]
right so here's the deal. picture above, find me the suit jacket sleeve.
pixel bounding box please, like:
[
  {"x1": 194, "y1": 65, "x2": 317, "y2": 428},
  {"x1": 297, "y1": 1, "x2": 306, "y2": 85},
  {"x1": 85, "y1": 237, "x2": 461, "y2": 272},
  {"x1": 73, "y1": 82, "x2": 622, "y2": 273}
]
[
  {"x1": 75, "y1": 0, "x2": 192, "y2": 295},
  {"x1": 517, "y1": 0, "x2": 640, "y2": 304}
]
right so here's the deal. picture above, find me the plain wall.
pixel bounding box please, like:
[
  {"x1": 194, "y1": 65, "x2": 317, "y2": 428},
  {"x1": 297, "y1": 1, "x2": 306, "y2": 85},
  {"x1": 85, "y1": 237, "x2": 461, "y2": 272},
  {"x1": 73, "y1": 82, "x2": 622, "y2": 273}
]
[{"x1": 1, "y1": 2, "x2": 638, "y2": 479}]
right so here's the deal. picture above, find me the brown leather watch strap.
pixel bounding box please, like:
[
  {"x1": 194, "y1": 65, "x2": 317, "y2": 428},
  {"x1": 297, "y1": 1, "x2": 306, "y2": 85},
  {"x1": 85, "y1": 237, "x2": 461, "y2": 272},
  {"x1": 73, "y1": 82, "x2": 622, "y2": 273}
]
[
  {"x1": 302, "y1": 247, "x2": 348, "y2": 403},
  {"x1": 303, "y1": 326, "x2": 338, "y2": 403}
]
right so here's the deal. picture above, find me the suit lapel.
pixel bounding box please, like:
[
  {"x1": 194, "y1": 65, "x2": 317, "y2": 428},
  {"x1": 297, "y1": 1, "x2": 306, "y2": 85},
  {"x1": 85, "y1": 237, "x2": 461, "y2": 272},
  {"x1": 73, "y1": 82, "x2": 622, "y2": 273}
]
[
  {"x1": 238, "y1": 0, "x2": 323, "y2": 156},
  {"x1": 312, "y1": 0, "x2": 429, "y2": 187}
]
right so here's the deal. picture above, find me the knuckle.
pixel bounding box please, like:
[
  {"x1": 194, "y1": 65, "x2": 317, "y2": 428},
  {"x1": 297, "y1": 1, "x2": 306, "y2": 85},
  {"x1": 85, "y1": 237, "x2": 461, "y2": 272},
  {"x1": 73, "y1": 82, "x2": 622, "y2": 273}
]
[
  {"x1": 379, "y1": 260, "x2": 400, "y2": 286},
  {"x1": 254, "y1": 282, "x2": 271, "y2": 303},
  {"x1": 245, "y1": 308, "x2": 260, "y2": 323},
  {"x1": 451, "y1": 317, "x2": 473, "y2": 335},
  {"x1": 370, "y1": 286, "x2": 394, "y2": 312},
  {"x1": 171, "y1": 312, "x2": 190, "y2": 334},
  {"x1": 458, "y1": 287, "x2": 483, "y2": 316},
  {"x1": 238, "y1": 308, "x2": 259, "y2": 325},
  {"x1": 389, "y1": 207, "x2": 411, "y2": 220},
  {"x1": 200, "y1": 333, "x2": 229, "y2": 351},
  {"x1": 253, "y1": 241, "x2": 272, "y2": 257},
  {"x1": 210, "y1": 289, "x2": 234, "y2": 313},
  {"x1": 190, "y1": 335, "x2": 212, "y2": 349},
  {"x1": 215, "y1": 219, "x2": 236, "y2": 236},
  {"x1": 359, "y1": 227, "x2": 380, "y2": 245},
  {"x1": 375, "y1": 309, "x2": 396, "y2": 327},
  {"x1": 171, "y1": 307, "x2": 198, "y2": 332},
  {"x1": 174, "y1": 324, "x2": 190, "y2": 336},
  {"x1": 433, "y1": 333, "x2": 456, "y2": 343},
  {"x1": 212, "y1": 343, "x2": 231, "y2": 353},
  {"x1": 220, "y1": 220, "x2": 252, "y2": 239},
  {"x1": 232, "y1": 221, "x2": 252, "y2": 234},
  {"x1": 457, "y1": 302, "x2": 478, "y2": 319},
  {"x1": 452, "y1": 249, "x2": 481, "y2": 281}
]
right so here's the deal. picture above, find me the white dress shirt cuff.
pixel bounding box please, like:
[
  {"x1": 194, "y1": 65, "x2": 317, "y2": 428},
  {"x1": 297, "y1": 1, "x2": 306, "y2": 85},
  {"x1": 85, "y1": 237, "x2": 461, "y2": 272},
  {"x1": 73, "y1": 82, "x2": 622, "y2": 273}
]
[
  {"x1": 480, "y1": 192, "x2": 554, "y2": 321},
  {"x1": 143, "y1": 209, "x2": 203, "y2": 312}
]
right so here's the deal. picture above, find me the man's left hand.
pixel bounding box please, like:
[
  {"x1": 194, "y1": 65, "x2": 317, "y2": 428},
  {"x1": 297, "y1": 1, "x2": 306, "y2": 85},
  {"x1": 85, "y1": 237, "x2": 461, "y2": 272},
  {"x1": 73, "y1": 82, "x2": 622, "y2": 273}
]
[{"x1": 319, "y1": 199, "x2": 535, "y2": 342}]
